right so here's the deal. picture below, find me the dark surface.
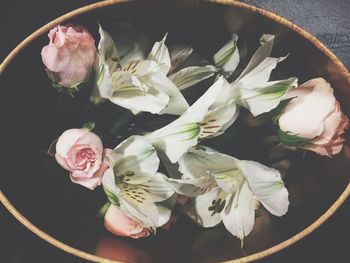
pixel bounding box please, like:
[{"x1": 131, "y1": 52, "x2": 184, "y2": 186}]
[{"x1": 1, "y1": 1, "x2": 350, "y2": 263}]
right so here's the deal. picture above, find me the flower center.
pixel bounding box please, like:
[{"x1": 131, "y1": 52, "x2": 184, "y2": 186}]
[{"x1": 68, "y1": 144, "x2": 98, "y2": 170}]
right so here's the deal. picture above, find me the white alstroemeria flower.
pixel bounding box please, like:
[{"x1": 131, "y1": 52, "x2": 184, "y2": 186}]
[
  {"x1": 102, "y1": 135, "x2": 174, "y2": 229},
  {"x1": 145, "y1": 77, "x2": 239, "y2": 163},
  {"x1": 227, "y1": 34, "x2": 298, "y2": 116},
  {"x1": 92, "y1": 25, "x2": 189, "y2": 115},
  {"x1": 170, "y1": 146, "x2": 289, "y2": 242}
]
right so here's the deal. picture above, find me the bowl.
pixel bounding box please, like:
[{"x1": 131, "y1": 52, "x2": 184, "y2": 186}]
[{"x1": 1, "y1": 1, "x2": 349, "y2": 262}]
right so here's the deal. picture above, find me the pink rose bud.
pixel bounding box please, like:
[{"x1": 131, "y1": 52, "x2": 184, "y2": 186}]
[
  {"x1": 55, "y1": 128, "x2": 110, "y2": 190},
  {"x1": 104, "y1": 205, "x2": 151, "y2": 239},
  {"x1": 41, "y1": 25, "x2": 97, "y2": 88},
  {"x1": 279, "y1": 78, "x2": 349, "y2": 156}
]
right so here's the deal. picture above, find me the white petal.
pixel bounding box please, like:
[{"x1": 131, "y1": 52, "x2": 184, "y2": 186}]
[
  {"x1": 120, "y1": 196, "x2": 159, "y2": 228},
  {"x1": 124, "y1": 60, "x2": 159, "y2": 77},
  {"x1": 94, "y1": 56, "x2": 114, "y2": 99},
  {"x1": 221, "y1": 182, "x2": 255, "y2": 241},
  {"x1": 199, "y1": 78, "x2": 239, "y2": 138},
  {"x1": 101, "y1": 168, "x2": 121, "y2": 198},
  {"x1": 101, "y1": 61, "x2": 172, "y2": 114},
  {"x1": 187, "y1": 187, "x2": 222, "y2": 227},
  {"x1": 139, "y1": 172, "x2": 175, "y2": 202},
  {"x1": 234, "y1": 56, "x2": 287, "y2": 87},
  {"x1": 167, "y1": 176, "x2": 216, "y2": 197},
  {"x1": 214, "y1": 34, "x2": 240, "y2": 77},
  {"x1": 179, "y1": 147, "x2": 244, "y2": 193},
  {"x1": 109, "y1": 71, "x2": 170, "y2": 114},
  {"x1": 108, "y1": 136, "x2": 160, "y2": 184},
  {"x1": 148, "y1": 34, "x2": 171, "y2": 75},
  {"x1": 235, "y1": 34, "x2": 275, "y2": 82},
  {"x1": 238, "y1": 160, "x2": 289, "y2": 216},
  {"x1": 98, "y1": 25, "x2": 118, "y2": 62},
  {"x1": 238, "y1": 77, "x2": 298, "y2": 116},
  {"x1": 147, "y1": 122, "x2": 201, "y2": 163},
  {"x1": 111, "y1": 70, "x2": 142, "y2": 91},
  {"x1": 178, "y1": 150, "x2": 211, "y2": 179},
  {"x1": 168, "y1": 65, "x2": 216, "y2": 90},
  {"x1": 169, "y1": 46, "x2": 193, "y2": 73},
  {"x1": 201, "y1": 102, "x2": 239, "y2": 139},
  {"x1": 156, "y1": 205, "x2": 172, "y2": 227},
  {"x1": 145, "y1": 77, "x2": 227, "y2": 163},
  {"x1": 178, "y1": 146, "x2": 234, "y2": 177},
  {"x1": 106, "y1": 22, "x2": 148, "y2": 64},
  {"x1": 117, "y1": 178, "x2": 172, "y2": 228},
  {"x1": 146, "y1": 70, "x2": 189, "y2": 115}
]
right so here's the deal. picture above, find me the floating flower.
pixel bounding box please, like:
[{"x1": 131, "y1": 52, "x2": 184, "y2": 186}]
[
  {"x1": 41, "y1": 25, "x2": 97, "y2": 90},
  {"x1": 168, "y1": 146, "x2": 289, "y2": 243},
  {"x1": 92, "y1": 26, "x2": 184, "y2": 114},
  {"x1": 102, "y1": 136, "x2": 174, "y2": 231},
  {"x1": 278, "y1": 78, "x2": 349, "y2": 156},
  {"x1": 92, "y1": 24, "x2": 215, "y2": 115},
  {"x1": 224, "y1": 34, "x2": 298, "y2": 116},
  {"x1": 54, "y1": 128, "x2": 109, "y2": 190}
]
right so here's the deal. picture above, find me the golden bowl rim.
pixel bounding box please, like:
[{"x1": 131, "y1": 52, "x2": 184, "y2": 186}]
[{"x1": 0, "y1": 1, "x2": 349, "y2": 262}]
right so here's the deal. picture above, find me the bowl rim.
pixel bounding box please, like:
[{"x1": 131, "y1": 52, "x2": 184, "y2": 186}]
[{"x1": 0, "y1": 0, "x2": 349, "y2": 262}]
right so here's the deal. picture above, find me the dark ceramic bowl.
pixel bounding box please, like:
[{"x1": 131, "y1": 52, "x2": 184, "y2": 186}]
[{"x1": 1, "y1": 1, "x2": 349, "y2": 262}]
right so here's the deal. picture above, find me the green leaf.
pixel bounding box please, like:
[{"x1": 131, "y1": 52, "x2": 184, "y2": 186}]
[
  {"x1": 278, "y1": 129, "x2": 312, "y2": 147},
  {"x1": 47, "y1": 138, "x2": 58, "y2": 156},
  {"x1": 82, "y1": 121, "x2": 95, "y2": 131},
  {"x1": 103, "y1": 187, "x2": 120, "y2": 206}
]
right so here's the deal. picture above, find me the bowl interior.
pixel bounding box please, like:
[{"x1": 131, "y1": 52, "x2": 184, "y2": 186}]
[{"x1": 1, "y1": 1, "x2": 349, "y2": 262}]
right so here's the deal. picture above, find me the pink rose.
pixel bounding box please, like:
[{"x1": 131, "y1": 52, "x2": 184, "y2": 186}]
[
  {"x1": 55, "y1": 128, "x2": 110, "y2": 190},
  {"x1": 279, "y1": 78, "x2": 349, "y2": 156},
  {"x1": 104, "y1": 205, "x2": 151, "y2": 239},
  {"x1": 41, "y1": 25, "x2": 97, "y2": 88}
]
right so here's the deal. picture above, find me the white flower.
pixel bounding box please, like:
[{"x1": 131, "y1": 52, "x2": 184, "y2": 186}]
[
  {"x1": 92, "y1": 24, "x2": 216, "y2": 115},
  {"x1": 169, "y1": 146, "x2": 289, "y2": 242},
  {"x1": 92, "y1": 25, "x2": 189, "y2": 115},
  {"x1": 102, "y1": 135, "x2": 174, "y2": 229},
  {"x1": 214, "y1": 34, "x2": 298, "y2": 117},
  {"x1": 145, "y1": 77, "x2": 239, "y2": 163}
]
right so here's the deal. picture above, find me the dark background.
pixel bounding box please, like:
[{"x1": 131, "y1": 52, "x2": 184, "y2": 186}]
[{"x1": 1, "y1": 1, "x2": 349, "y2": 263}]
